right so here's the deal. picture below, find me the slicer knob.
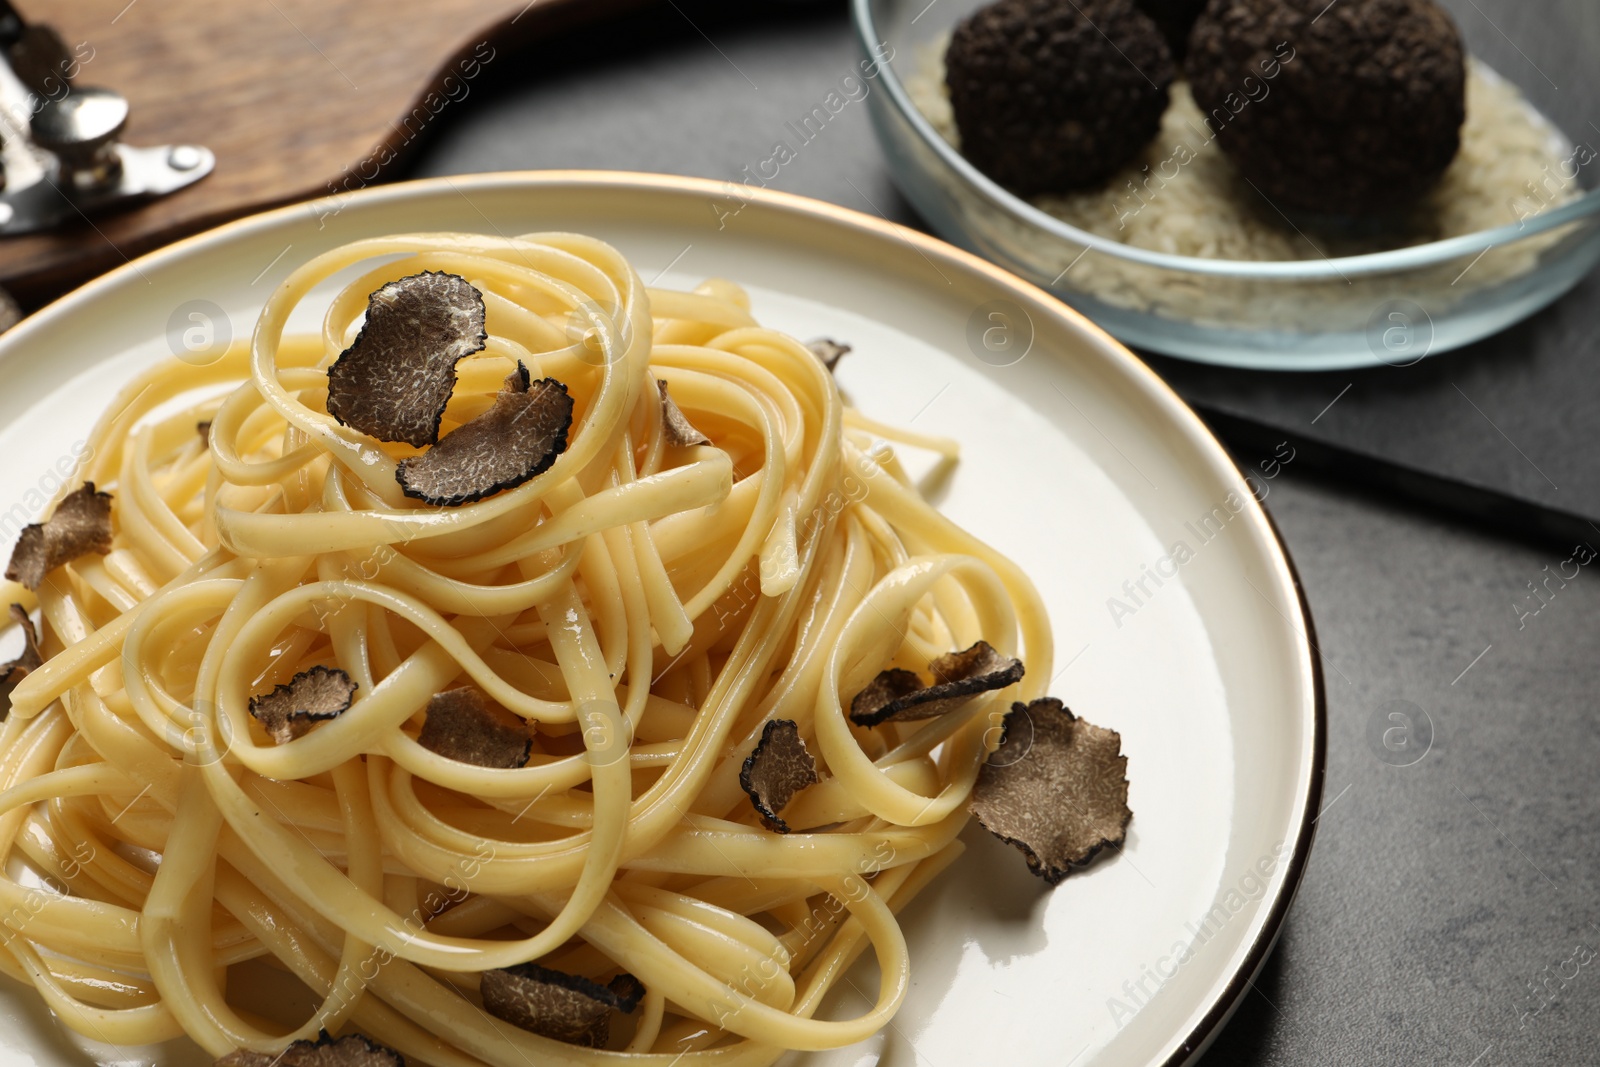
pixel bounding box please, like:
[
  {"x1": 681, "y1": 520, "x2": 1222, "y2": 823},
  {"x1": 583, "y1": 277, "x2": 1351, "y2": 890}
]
[{"x1": 30, "y1": 87, "x2": 127, "y2": 193}]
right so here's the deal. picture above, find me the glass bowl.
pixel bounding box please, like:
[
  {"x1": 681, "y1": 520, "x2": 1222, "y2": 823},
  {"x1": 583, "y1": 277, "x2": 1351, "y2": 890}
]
[{"x1": 852, "y1": 0, "x2": 1600, "y2": 370}]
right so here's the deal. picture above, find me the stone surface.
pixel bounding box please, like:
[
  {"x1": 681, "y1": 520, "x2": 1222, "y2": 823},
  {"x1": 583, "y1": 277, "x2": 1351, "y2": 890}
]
[{"x1": 411, "y1": 4, "x2": 1600, "y2": 1060}]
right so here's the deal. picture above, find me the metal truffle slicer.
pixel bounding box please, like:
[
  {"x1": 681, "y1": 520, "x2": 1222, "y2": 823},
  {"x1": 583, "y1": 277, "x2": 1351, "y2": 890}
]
[{"x1": 0, "y1": 1, "x2": 213, "y2": 236}]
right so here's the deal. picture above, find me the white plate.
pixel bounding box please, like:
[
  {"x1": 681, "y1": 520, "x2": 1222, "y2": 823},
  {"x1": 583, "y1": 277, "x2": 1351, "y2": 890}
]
[{"x1": 0, "y1": 172, "x2": 1323, "y2": 1067}]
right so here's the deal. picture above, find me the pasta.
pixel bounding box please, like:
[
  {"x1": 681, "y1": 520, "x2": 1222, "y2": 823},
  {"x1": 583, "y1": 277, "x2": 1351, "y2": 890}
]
[{"x1": 0, "y1": 232, "x2": 1058, "y2": 1065}]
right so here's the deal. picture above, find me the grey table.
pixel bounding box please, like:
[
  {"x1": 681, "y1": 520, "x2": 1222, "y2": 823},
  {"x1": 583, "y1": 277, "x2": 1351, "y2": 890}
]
[{"x1": 411, "y1": 4, "x2": 1600, "y2": 1062}]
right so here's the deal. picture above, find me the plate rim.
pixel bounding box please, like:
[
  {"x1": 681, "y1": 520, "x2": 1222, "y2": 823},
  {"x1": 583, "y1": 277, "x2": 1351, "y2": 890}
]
[{"x1": 1, "y1": 169, "x2": 1326, "y2": 1067}]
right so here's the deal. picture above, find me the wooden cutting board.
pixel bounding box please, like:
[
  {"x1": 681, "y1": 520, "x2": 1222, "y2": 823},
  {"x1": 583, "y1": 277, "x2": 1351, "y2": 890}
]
[{"x1": 0, "y1": 0, "x2": 648, "y2": 307}]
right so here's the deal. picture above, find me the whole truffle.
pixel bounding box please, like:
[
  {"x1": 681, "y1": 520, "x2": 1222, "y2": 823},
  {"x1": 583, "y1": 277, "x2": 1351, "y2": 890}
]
[
  {"x1": 1185, "y1": 0, "x2": 1466, "y2": 217},
  {"x1": 1134, "y1": 0, "x2": 1209, "y2": 58},
  {"x1": 945, "y1": 0, "x2": 1175, "y2": 196}
]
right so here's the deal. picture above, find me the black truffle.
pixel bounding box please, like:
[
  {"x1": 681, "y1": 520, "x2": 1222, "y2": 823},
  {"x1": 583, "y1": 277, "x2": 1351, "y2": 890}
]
[
  {"x1": 738, "y1": 719, "x2": 819, "y2": 834},
  {"x1": 945, "y1": 0, "x2": 1175, "y2": 196},
  {"x1": 248, "y1": 665, "x2": 358, "y2": 745},
  {"x1": 481, "y1": 963, "x2": 644, "y2": 1049},
  {"x1": 657, "y1": 380, "x2": 710, "y2": 448},
  {"x1": 395, "y1": 364, "x2": 573, "y2": 507},
  {"x1": 1185, "y1": 0, "x2": 1466, "y2": 217},
  {"x1": 216, "y1": 1032, "x2": 404, "y2": 1067},
  {"x1": 0, "y1": 604, "x2": 43, "y2": 720},
  {"x1": 326, "y1": 271, "x2": 487, "y2": 447},
  {"x1": 969, "y1": 698, "x2": 1132, "y2": 884},
  {"x1": 5, "y1": 483, "x2": 114, "y2": 591},
  {"x1": 418, "y1": 686, "x2": 532, "y2": 768},
  {"x1": 805, "y1": 338, "x2": 851, "y2": 373},
  {"x1": 849, "y1": 640, "x2": 1025, "y2": 727},
  {"x1": 1134, "y1": 0, "x2": 1208, "y2": 57}
]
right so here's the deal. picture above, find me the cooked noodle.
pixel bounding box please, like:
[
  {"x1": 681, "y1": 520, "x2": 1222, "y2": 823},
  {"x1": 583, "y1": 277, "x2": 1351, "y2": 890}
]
[{"x1": 0, "y1": 232, "x2": 1051, "y2": 1065}]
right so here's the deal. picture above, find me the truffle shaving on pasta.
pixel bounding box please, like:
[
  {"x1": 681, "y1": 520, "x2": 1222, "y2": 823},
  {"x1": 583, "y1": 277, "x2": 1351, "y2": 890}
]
[{"x1": 0, "y1": 232, "x2": 1127, "y2": 1065}]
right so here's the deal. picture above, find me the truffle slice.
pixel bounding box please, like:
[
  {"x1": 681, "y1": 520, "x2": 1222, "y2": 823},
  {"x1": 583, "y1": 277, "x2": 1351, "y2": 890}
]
[
  {"x1": 418, "y1": 687, "x2": 532, "y2": 768},
  {"x1": 969, "y1": 698, "x2": 1131, "y2": 884},
  {"x1": 945, "y1": 0, "x2": 1175, "y2": 195},
  {"x1": 396, "y1": 365, "x2": 573, "y2": 507},
  {"x1": 849, "y1": 668, "x2": 923, "y2": 724},
  {"x1": 805, "y1": 339, "x2": 851, "y2": 373},
  {"x1": 0, "y1": 604, "x2": 43, "y2": 720},
  {"x1": 481, "y1": 963, "x2": 644, "y2": 1049},
  {"x1": 248, "y1": 666, "x2": 357, "y2": 745},
  {"x1": 215, "y1": 1031, "x2": 404, "y2": 1067},
  {"x1": 849, "y1": 640, "x2": 1024, "y2": 727},
  {"x1": 326, "y1": 271, "x2": 487, "y2": 447},
  {"x1": 1185, "y1": 0, "x2": 1466, "y2": 215},
  {"x1": 657, "y1": 380, "x2": 710, "y2": 447},
  {"x1": 5, "y1": 483, "x2": 114, "y2": 591},
  {"x1": 739, "y1": 719, "x2": 819, "y2": 834}
]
